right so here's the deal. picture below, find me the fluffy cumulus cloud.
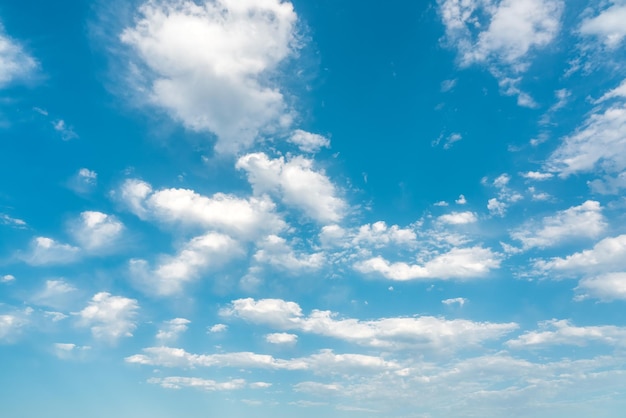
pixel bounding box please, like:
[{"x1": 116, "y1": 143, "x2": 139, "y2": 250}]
[
  {"x1": 437, "y1": 211, "x2": 477, "y2": 225},
  {"x1": 289, "y1": 130, "x2": 331, "y2": 153},
  {"x1": 352, "y1": 221, "x2": 417, "y2": 248},
  {"x1": 507, "y1": 319, "x2": 626, "y2": 349},
  {"x1": 265, "y1": 332, "x2": 298, "y2": 344},
  {"x1": 222, "y1": 298, "x2": 517, "y2": 350},
  {"x1": 22, "y1": 237, "x2": 80, "y2": 265},
  {"x1": 236, "y1": 153, "x2": 346, "y2": 224},
  {"x1": 69, "y1": 211, "x2": 124, "y2": 251},
  {"x1": 253, "y1": 235, "x2": 324, "y2": 271},
  {"x1": 510, "y1": 201, "x2": 606, "y2": 249},
  {"x1": 121, "y1": 0, "x2": 299, "y2": 153},
  {"x1": 546, "y1": 79, "x2": 626, "y2": 179},
  {"x1": 130, "y1": 232, "x2": 243, "y2": 295},
  {"x1": 354, "y1": 246, "x2": 501, "y2": 281},
  {"x1": 576, "y1": 273, "x2": 626, "y2": 302},
  {"x1": 437, "y1": 0, "x2": 563, "y2": 105},
  {"x1": 118, "y1": 179, "x2": 286, "y2": 239},
  {"x1": 0, "y1": 23, "x2": 37, "y2": 87},
  {"x1": 535, "y1": 234, "x2": 626, "y2": 274},
  {"x1": 77, "y1": 292, "x2": 139, "y2": 343},
  {"x1": 580, "y1": 1, "x2": 626, "y2": 48}
]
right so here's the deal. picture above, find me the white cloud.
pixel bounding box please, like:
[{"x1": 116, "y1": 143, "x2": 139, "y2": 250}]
[
  {"x1": 507, "y1": 319, "x2": 626, "y2": 348},
  {"x1": 354, "y1": 246, "x2": 501, "y2": 281},
  {"x1": 352, "y1": 221, "x2": 417, "y2": 248},
  {"x1": 433, "y1": 132, "x2": 463, "y2": 149},
  {"x1": 580, "y1": 2, "x2": 626, "y2": 48},
  {"x1": 53, "y1": 343, "x2": 91, "y2": 360},
  {"x1": 510, "y1": 201, "x2": 606, "y2": 249},
  {"x1": 289, "y1": 130, "x2": 330, "y2": 153},
  {"x1": 487, "y1": 197, "x2": 506, "y2": 216},
  {"x1": 120, "y1": 0, "x2": 299, "y2": 153},
  {"x1": 69, "y1": 211, "x2": 124, "y2": 251},
  {"x1": 254, "y1": 235, "x2": 324, "y2": 271},
  {"x1": 31, "y1": 279, "x2": 77, "y2": 309},
  {"x1": 588, "y1": 171, "x2": 626, "y2": 195},
  {"x1": 437, "y1": 211, "x2": 477, "y2": 225},
  {"x1": 130, "y1": 232, "x2": 243, "y2": 295},
  {"x1": 156, "y1": 318, "x2": 190, "y2": 343},
  {"x1": 208, "y1": 323, "x2": 228, "y2": 333},
  {"x1": 22, "y1": 237, "x2": 80, "y2": 265},
  {"x1": 438, "y1": 0, "x2": 563, "y2": 104},
  {"x1": 521, "y1": 171, "x2": 553, "y2": 181},
  {"x1": 68, "y1": 168, "x2": 97, "y2": 194},
  {"x1": 442, "y1": 297, "x2": 468, "y2": 307},
  {"x1": 576, "y1": 273, "x2": 626, "y2": 302},
  {"x1": 535, "y1": 234, "x2": 626, "y2": 274},
  {"x1": 0, "y1": 213, "x2": 27, "y2": 228},
  {"x1": 546, "y1": 79, "x2": 626, "y2": 177},
  {"x1": 1, "y1": 274, "x2": 15, "y2": 283},
  {"x1": 118, "y1": 179, "x2": 286, "y2": 240},
  {"x1": 0, "y1": 313, "x2": 29, "y2": 341},
  {"x1": 236, "y1": 152, "x2": 346, "y2": 224},
  {"x1": 222, "y1": 298, "x2": 517, "y2": 350},
  {"x1": 77, "y1": 292, "x2": 139, "y2": 343},
  {"x1": 434, "y1": 200, "x2": 449, "y2": 207},
  {"x1": 52, "y1": 119, "x2": 78, "y2": 141},
  {"x1": 441, "y1": 78, "x2": 457, "y2": 92},
  {"x1": 148, "y1": 376, "x2": 247, "y2": 391},
  {"x1": 265, "y1": 332, "x2": 297, "y2": 344},
  {"x1": 455, "y1": 194, "x2": 467, "y2": 205},
  {"x1": 0, "y1": 23, "x2": 37, "y2": 87}
]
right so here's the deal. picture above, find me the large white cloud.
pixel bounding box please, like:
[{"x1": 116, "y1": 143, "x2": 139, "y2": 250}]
[
  {"x1": 0, "y1": 23, "x2": 37, "y2": 87},
  {"x1": 510, "y1": 201, "x2": 606, "y2": 249},
  {"x1": 546, "y1": 79, "x2": 626, "y2": 178},
  {"x1": 221, "y1": 298, "x2": 517, "y2": 350},
  {"x1": 580, "y1": 1, "x2": 626, "y2": 48},
  {"x1": 236, "y1": 153, "x2": 347, "y2": 224},
  {"x1": 130, "y1": 232, "x2": 243, "y2": 295},
  {"x1": 118, "y1": 179, "x2": 286, "y2": 239},
  {"x1": 120, "y1": 0, "x2": 299, "y2": 153},
  {"x1": 354, "y1": 246, "x2": 501, "y2": 281},
  {"x1": 76, "y1": 292, "x2": 139, "y2": 343}
]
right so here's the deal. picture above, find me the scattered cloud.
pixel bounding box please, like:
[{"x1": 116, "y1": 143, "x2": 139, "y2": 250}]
[
  {"x1": 69, "y1": 211, "x2": 124, "y2": 252},
  {"x1": 254, "y1": 235, "x2": 325, "y2": 271},
  {"x1": 52, "y1": 119, "x2": 78, "y2": 140},
  {"x1": 354, "y1": 246, "x2": 501, "y2": 281},
  {"x1": 1, "y1": 274, "x2": 15, "y2": 283},
  {"x1": 511, "y1": 201, "x2": 606, "y2": 250},
  {"x1": 76, "y1": 292, "x2": 139, "y2": 343},
  {"x1": 52, "y1": 343, "x2": 91, "y2": 360},
  {"x1": 521, "y1": 171, "x2": 553, "y2": 181},
  {"x1": 21, "y1": 237, "x2": 80, "y2": 266},
  {"x1": 507, "y1": 319, "x2": 626, "y2": 349},
  {"x1": 68, "y1": 168, "x2": 97, "y2": 194},
  {"x1": 441, "y1": 78, "x2": 457, "y2": 92},
  {"x1": 442, "y1": 297, "x2": 468, "y2": 307},
  {"x1": 208, "y1": 323, "x2": 228, "y2": 333},
  {"x1": 455, "y1": 194, "x2": 467, "y2": 205},
  {"x1": 120, "y1": 0, "x2": 299, "y2": 153},
  {"x1": 156, "y1": 318, "x2": 190, "y2": 343},
  {"x1": 576, "y1": 273, "x2": 626, "y2": 302},
  {"x1": 265, "y1": 332, "x2": 298, "y2": 345},
  {"x1": 148, "y1": 376, "x2": 247, "y2": 391},
  {"x1": 437, "y1": 211, "x2": 477, "y2": 225},
  {"x1": 0, "y1": 213, "x2": 27, "y2": 228},
  {"x1": 0, "y1": 23, "x2": 38, "y2": 87},
  {"x1": 31, "y1": 279, "x2": 77, "y2": 310},
  {"x1": 289, "y1": 130, "x2": 330, "y2": 153},
  {"x1": 580, "y1": 2, "x2": 626, "y2": 49},
  {"x1": 236, "y1": 153, "x2": 347, "y2": 224}
]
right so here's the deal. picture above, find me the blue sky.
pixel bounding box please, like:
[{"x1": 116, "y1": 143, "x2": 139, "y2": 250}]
[{"x1": 2, "y1": 0, "x2": 626, "y2": 416}]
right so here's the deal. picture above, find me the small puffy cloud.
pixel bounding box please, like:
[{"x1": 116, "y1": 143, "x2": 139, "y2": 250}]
[
  {"x1": 69, "y1": 211, "x2": 124, "y2": 251},
  {"x1": 208, "y1": 323, "x2": 228, "y2": 333},
  {"x1": 31, "y1": 279, "x2": 77, "y2": 310},
  {"x1": 535, "y1": 234, "x2": 626, "y2": 274},
  {"x1": 580, "y1": 2, "x2": 626, "y2": 48},
  {"x1": 222, "y1": 298, "x2": 516, "y2": 350},
  {"x1": 0, "y1": 23, "x2": 38, "y2": 87},
  {"x1": 352, "y1": 221, "x2": 417, "y2": 248},
  {"x1": 487, "y1": 198, "x2": 507, "y2": 217},
  {"x1": 77, "y1": 292, "x2": 139, "y2": 343},
  {"x1": 455, "y1": 194, "x2": 467, "y2": 205},
  {"x1": 442, "y1": 297, "x2": 467, "y2": 307},
  {"x1": 354, "y1": 246, "x2": 501, "y2": 281},
  {"x1": 52, "y1": 119, "x2": 78, "y2": 140},
  {"x1": 254, "y1": 235, "x2": 325, "y2": 271},
  {"x1": 236, "y1": 152, "x2": 346, "y2": 224},
  {"x1": 437, "y1": 211, "x2": 477, "y2": 225},
  {"x1": 68, "y1": 168, "x2": 97, "y2": 194},
  {"x1": 130, "y1": 232, "x2": 243, "y2": 296},
  {"x1": 120, "y1": 0, "x2": 299, "y2": 153},
  {"x1": 576, "y1": 273, "x2": 626, "y2": 302},
  {"x1": 511, "y1": 201, "x2": 606, "y2": 249},
  {"x1": 521, "y1": 171, "x2": 553, "y2": 181},
  {"x1": 546, "y1": 79, "x2": 626, "y2": 177},
  {"x1": 507, "y1": 319, "x2": 626, "y2": 349},
  {"x1": 289, "y1": 130, "x2": 330, "y2": 153},
  {"x1": 53, "y1": 343, "x2": 91, "y2": 360},
  {"x1": 156, "y1": 318, "x2": 190, "y2": 343},
  {"x1": 265, "y1": 332, "x2": 298, "y2": 345},
  {"x1": 1, "y1": 274, "x2": 15, "y2": 283},
  {"x1": 149, "y1": 377, "x2": 247, "y2": 391},
  {"x1": 434, "y1": 200, "x2": 449, "y2": 207},
  {"x1": 117, "y1": 179, "x2": 286, "y2": 240},
  {"x1": 0, "y1": 213, "x2": 27, "y2": 228},
  {"x1": 22, "y1": 237, "x2": 80, "y2": 265}
]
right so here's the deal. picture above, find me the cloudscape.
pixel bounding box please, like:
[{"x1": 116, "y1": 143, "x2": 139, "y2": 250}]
[{"x1": 1, "y1": 1, "x2": 626, "y2": 417}]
